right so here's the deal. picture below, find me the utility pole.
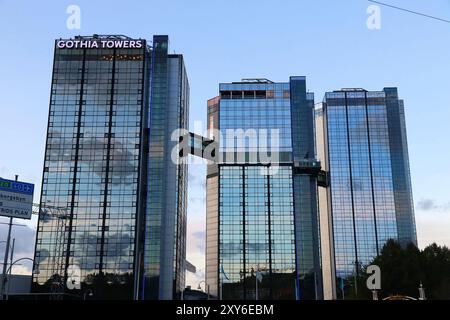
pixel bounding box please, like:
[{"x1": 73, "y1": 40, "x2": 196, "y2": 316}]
[
  {"x1": 6, "y1": 238, "x2": 15, "y2": 300},
  {"x1": 0, "y1": 175, "x2": 18, "y2": 300},
  {"x1": 0, "y1": 217, "x2": 13, "y2": 300}
]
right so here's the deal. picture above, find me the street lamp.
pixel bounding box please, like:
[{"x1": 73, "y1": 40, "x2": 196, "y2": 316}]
[
  {"x1": 419, "y1": 282, "x2": 426, "y2": 300},
  {"x1": 5, "y1": 257, "x2": 34, "y2": 275},
  {"x1": 4, "y1": 257, "x2": 33, "y2": 300},
  {"x1": 197, "y1": 280, "x2": 210, "y2": 300},
  {"x1": 0, "y1": 240, "x2": 15, "y2": 300}
]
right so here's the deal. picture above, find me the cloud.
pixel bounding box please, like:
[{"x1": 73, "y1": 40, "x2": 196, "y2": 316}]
[
  {"x1": 189, "y1": 195, "x2": 206, "y2": 205},
  {"x1": 0, "y1": 225, "x2": 36, "y2": 275},
  {"x1": 47, "y1": 132, "x2": 137, "y2": 185},
  {"x1": 11, "y1": 227, "x2": 36, "y2": 256},
  {"x1": 417, "y1": 199, "x2": 438, "y2": 211},
  {"x1": 11, "y1": 264, "x2": 33, "y2": 276},
  {"x1": 185, "y1": 216, "x2": 206, "y2": 288},
  {"x1": 416, "y1": 199, "x2": 450, "y2": 212},
  {"x1": 191, "y1": 231, "x2": 205, "y2": 252},
  {"x1": 188, "y1": 166, "x2": 206, "y2": 192},
  {"x1": 416, "y1": 211, "x2": 450, "y2": 249}
]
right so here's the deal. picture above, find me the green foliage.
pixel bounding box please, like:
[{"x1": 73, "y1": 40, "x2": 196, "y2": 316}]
[{"x1": 341, "y1": 240, "x2": 450, "y2": 300}]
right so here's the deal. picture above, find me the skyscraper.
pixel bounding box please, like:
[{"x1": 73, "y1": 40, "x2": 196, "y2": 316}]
[
  {"x1": 32, "y1": 35, "x2": 189, "y2": 300},
  {"x1": 316, "y1": 88, "x2": 417, "y2": 299},
  {"x1": 205, "y1": 77, "x2": 322, "y2": 300}
]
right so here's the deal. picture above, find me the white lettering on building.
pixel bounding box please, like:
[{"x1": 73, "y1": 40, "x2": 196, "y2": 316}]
[{"x1": 56, "y1": 39, "x2": 144, "y2": 49}]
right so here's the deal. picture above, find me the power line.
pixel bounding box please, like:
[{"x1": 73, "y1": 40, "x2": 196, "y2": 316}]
[{"x1": 368, "y1": 0, "x2": 450, "y2": 24}]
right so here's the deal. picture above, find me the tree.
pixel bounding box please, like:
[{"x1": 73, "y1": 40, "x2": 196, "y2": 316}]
[
  {"x1": 371, "y1": 240, "x2": 422, "y2": 298},
  {"x1": 421, "y1": 243, "x2": 450, "y2": 299},
  {"x1": 342, "y1": 240, "x2": 450, "y2": 300}
]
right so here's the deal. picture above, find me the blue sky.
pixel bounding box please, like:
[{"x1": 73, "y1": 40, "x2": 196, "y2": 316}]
[{"x1": 0, "y1": 0, "x2": 449, "y2": 287}]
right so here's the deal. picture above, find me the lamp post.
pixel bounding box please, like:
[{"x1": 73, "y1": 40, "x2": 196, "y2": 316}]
[
  {"x1": 198, "y1": 280, "x2": 210, "y2": 300},
  {"x1": 0, "y1": 241, "x2": 13, "y2": 301},
  {"x1": 6, "y1": 239, "x2": 15, "y2": 300},
  {"x1": 0, "y1": 175, "x2": 26, "y2": 301},
  {"x1": 0, "y1": 210, "x2": 14, "y2": 299},
  {"x1": 4, "y1": 257, "x2": 33, "y2": 300},
  {"x1": 419, "y1": 282, "x2": 426, "y2": 300}
]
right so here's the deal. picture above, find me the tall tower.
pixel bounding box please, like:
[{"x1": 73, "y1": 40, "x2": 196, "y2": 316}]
[
  {"x1": 206, "y1": 77, "x2": 322, "y2": 300},
  {"x1": 32, "y1": 35, "x2": 189, "y2": 300}
]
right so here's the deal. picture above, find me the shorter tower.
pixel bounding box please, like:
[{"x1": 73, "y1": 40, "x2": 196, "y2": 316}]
[
  {"x1": 316, "y1": 88, "x2": 417, "y2": 299},
  {"x1": 206, "y1": 77, "x2": 322, "y2": 300}
]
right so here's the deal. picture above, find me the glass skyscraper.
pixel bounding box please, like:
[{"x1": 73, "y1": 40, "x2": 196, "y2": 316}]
[
  {"x1": 316, "y1": 88, "x2": 417, "y2": 299},
  {"x1": 206, "y1": 77, "x2": 322, "y2": 300},
  {"x1": 32, "y1": 35, "x2": 189, "y2": 300}
]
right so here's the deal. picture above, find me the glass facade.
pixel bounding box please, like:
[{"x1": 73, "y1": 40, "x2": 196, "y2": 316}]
[
  {"x1": 141, "y1": 36, "x2": 189, "y2": 300},
  {"x1": 316, "y1": 88, "x2": 417, "y2": 298},
  {"x1": 206, "y1": 78, "x2": 322, "y2": 300},
  {"x1": 219, "y1": 166, "x2": 295, "y2": 300},
  {"x1": 385, "y1": 89, "x2": 417, "y2": 246},
  {"x1": 32, "y1": 35, "x2": 189, "y2": 300},
  {"x1": 219, "y1": 82, "x2": 292, "y2": 155},
  {"x1": 290, "y1": 78, "x2": 322, "y2": 300}
]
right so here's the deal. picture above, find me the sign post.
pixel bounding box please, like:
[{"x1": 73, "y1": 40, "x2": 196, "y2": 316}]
[
  {"x1": 0, "y1": 176, "x2": 34, "y2": 300},
  {"x1": 0, "y1": 216, "x2": 13, "y2": 300}
]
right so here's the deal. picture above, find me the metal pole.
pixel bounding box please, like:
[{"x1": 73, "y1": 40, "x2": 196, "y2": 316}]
[
  {"x1": 419, "y1": 282, "x2": 426, "y2": 300},
  {"x1": 0, "y1": 175, "x2": 18, "y2": 300},
  {"x1": 255, "y1": 266, "x2": 258, "y2": 301},
  {"x1": 255, "y1": 275, "x2": 258, "y2": 300},
  {"x1": 6, "y1": 238, "x2": 15, "y2": 300},
  {"x1": 354, "y1": 261, "x2": 358, "y2": 298},
  {"x1": 0, "y1": 217, "x2": 13, "y2": 300},
  {"x1": 314, "y1": 272, "x2": 318, "y2": 300},
  {"x1": 372, "y1": 289, "x2": 378, "y2": 300},
  {"x1": 219, "y1": 273, "x2": 223, "y2": 300}
]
